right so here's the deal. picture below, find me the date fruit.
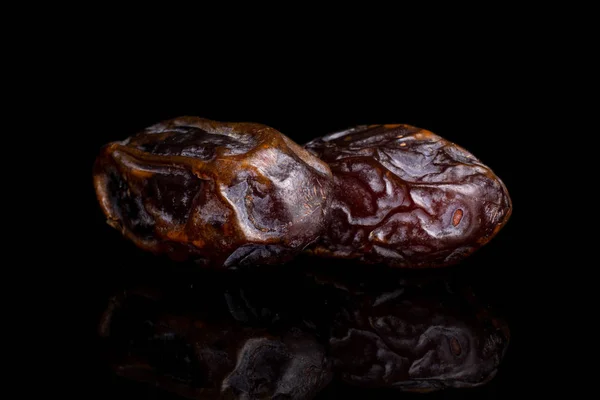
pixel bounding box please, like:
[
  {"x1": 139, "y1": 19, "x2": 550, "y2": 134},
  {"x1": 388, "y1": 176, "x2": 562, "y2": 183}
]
[
  {"x1": 93, "y1": 117, "x2": 333, "y2": 268},
  {"x1": 304, "y1": 124, "x2": 512, "y2": 268}
]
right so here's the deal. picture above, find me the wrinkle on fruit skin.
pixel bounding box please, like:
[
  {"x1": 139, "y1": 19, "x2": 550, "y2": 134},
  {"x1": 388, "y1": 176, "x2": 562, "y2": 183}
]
[
  {"x1": 304, "y1": 124, "x2": 512, "y2": 268},
  {"x1": 93, "y1": 117, "x2": 333, "y2": 268}
]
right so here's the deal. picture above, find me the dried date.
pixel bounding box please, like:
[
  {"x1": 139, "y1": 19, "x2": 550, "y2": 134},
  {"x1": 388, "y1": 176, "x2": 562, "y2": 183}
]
[
  {"x1": 93, "y1": 117, "x2": 333, "y2": 268},
  {"x1": 304, "y1": 124, "x2": 512, "y2": 268}
]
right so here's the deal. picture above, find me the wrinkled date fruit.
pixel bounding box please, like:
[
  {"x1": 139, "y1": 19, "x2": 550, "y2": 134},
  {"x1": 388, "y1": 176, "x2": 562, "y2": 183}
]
[
  {"x1": 93, "y1": 117, "x2": 333, "y2": 268},
  {"x1": 304, "y1": 124, "x2": 512, "y2": 268}
]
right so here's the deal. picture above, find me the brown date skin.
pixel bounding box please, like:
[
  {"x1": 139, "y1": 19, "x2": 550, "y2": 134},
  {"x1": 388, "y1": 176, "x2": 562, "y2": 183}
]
[
  {"x1": 304, "y1": 124, "x2": 512, "y2": 268},
  {"x1": 93, "y1": 117, "x2": 333, "y2": 268}
]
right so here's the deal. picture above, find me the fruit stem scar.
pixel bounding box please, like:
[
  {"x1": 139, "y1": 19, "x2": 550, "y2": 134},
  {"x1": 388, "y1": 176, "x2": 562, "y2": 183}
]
[{"x1": 452, "y1": 209, "x2": 463, "y2": 227}]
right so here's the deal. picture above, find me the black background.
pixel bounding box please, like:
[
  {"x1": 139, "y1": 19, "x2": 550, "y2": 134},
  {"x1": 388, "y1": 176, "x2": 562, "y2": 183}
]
[{"x1": 72, "y1": 55, "x2": 541, "y2": 399}]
